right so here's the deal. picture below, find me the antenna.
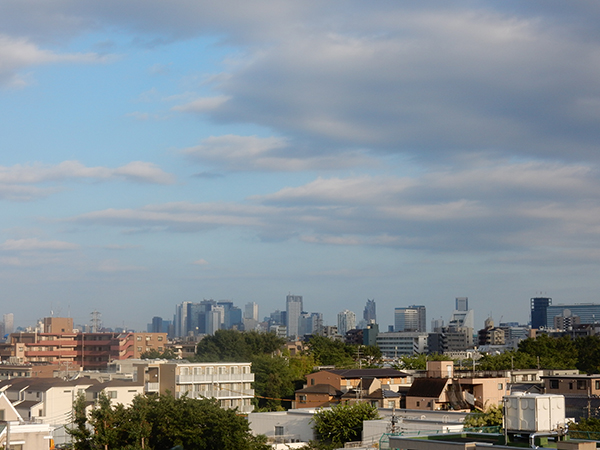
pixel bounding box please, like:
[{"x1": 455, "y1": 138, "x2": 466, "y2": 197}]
[{"x1": 90, "y1": 310, "x2": 102, "y2": 333}]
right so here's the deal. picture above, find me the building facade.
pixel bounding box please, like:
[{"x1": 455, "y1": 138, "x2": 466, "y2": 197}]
[{"x1": 286, "y1": 295, "x2": 303, "y2": 338}]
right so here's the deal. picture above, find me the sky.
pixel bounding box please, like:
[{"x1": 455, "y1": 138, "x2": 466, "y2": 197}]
[{"x1": 2, "y1": 1, "x2": 600, "y2": 331}]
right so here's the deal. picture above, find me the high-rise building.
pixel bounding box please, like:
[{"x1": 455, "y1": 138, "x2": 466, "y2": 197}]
[
  {"x1": 455, "y1": 297, "x2": 468, "y2": 311},
  {"x1": 530, "y1": 297, "x2": 551, "y2": 329},
  {"x1": 394, "y1": 305, "x2": 426, "y2": 332},
  {"x1": 337, "y1": 309, "x2": 356, "y2": 336},
  {"x1": 363, "y1": 299, "x2": 376, "y2": 323},
  {"x1": 244, "y1": 302, "x2": 259, "y2": 321},
  {"x1": 3, "y1": 313, "x2": 13, "y2": 336},
  {"x1": 286, "y1": 295, "x2": 303, "y2": 338}
]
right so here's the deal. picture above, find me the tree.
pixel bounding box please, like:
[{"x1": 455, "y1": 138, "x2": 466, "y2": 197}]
[
  {"x1": 312, "y1": 402, "x2": 380, "y2": 446},
  {"x1": 463, "y1": 404, "x2": 503, "y2": 428},
  {"x1": 67, "y1": 393, "x2": 92, "y2": 450},
  {"x1": 306, "y1": 335, "x2": 355, "y2": 367},
  {"x1": 394, "y1": 353, "x2": 451, "y2": 370},
  {"x1": 195, "y1": 330, "x2": 284, "y2": 362},
  {"x1": 517, "y1": 334, "x2": 577, "y2": 369},
  {"x1": 69, "y1": 393, "x2": 271, "y2": 450},
  {"x1": 140, "y1": 348, "x2": 177, "y2": 359}
]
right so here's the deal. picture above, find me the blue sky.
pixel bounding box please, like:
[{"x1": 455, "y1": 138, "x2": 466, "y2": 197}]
[{"x1": 2, "y1": 1, "x2": 600, "y2": 331}]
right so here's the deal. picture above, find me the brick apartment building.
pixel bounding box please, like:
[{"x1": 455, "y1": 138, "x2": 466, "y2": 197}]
[{"x1": 0, "y1": 317, "x2": 167, "y2": 370}]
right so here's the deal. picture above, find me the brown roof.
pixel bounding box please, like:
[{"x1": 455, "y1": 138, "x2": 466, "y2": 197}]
[{"x1": 406, "y1": 378, "x2": 449, "y2": 398}]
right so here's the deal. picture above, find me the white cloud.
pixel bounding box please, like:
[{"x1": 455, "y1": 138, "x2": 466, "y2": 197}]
[
  {"x1": 173, "y1": 96, "x2": 230, "y2": 113},
  {"x1": 63, "y1": 160, "x2": 600, "y2": 260},
  {"x1": 0, "y1": 160, "x2": 175, "y2": 201},
  {"x1": 181, "y1": 135, "x2": 374, "y2": 171},
  {"x1": 0, "y1": 238, "x2": 79, "y2": 252},
  {"x1": 193, "y1": 259, "x2": 209, "y2": 265},
  {"x1": 0, "y1": 34, "x2": 111, "y2": 87}
]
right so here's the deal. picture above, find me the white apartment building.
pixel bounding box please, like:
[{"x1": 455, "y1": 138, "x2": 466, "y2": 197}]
[{"x1": 123, "y1": 360, "x2": 255, "y2": 414}]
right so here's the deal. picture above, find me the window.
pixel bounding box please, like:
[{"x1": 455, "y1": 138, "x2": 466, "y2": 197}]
[
  {"x1": 275, "y1": 426, "x2": 284, "y2": 436},
  {"x1": 416, "y1": 401, "x2": 420, "y2": 407},
  {"x1": 427, "y1": 401, "x2": 432, "y2": 407},
  {"x1": 310, "y1": 379, "x2": 315, "y2": 385},
  {"x1": 137, "y1": 336, "x2": 142, "y2": 341},
  {"x1": 0, "y1": 410, "x2": 4, "y2": 420},
  {"x1": 107, "y1": 391, "x2": 117, "y2": 398},
  {"x1": 299, "y1": 395, "x2": 307, "y2": 403},
  {"x1": 550, "y1": 380, "x2": 559, "y2": 389},
  {"x1": 498, "y1": 383, "x2": 503, "y2": 390},
  {"x1": 39, "y1": 409, "x2": 43, "y2": 416},
  {"x1": 387, "y1": 401, "x2": 395, "y2": 408},
  {"x1": 595, "y1": 381, "x2": 600, "y2": 390},
  {"x1": 158, "y1": 336, "x2": 163, "y2": 341},
  {"x1": 578, "y1": 380, "x2": 587, "y2": 390},
  {"x1": 137, "y1": 347, "x2": 142, "y2": 352},
  {"x1": 569, "y1": 382, "x2": 574, "y2": 390}
]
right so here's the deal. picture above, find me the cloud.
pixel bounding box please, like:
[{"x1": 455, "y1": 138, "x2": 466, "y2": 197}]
[
  {"x1": 0, "y1": 160, "x2": 175, "y2": 201},
  {"x1": 0, "y1": 238, "x2": 79, "y2": 251},
  {"x1": 173, "y1": 96, "x2": 231, "y2": 113},
  {"x1": 64, "y1": 160, "x2": 600, "y2": 261},
  {"x1": 181, "y1": 135, "x2": 374, "y2": 171},
  {"x1": 193, "y1": 259, "x2": 209, "y2": 265},
  {"x1": 0, "y1": 34, "x2": 110, "y2": 87}
]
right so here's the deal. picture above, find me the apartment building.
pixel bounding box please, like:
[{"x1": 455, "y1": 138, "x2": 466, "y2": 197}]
[
  {"x1": 126, "y1": 360, "x2": 255, "y2": 413},
  {"x1": 4, "y1": 331, "x2": 167, "y2": 370}
]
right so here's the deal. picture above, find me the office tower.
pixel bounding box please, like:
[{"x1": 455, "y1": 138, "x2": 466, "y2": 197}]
[
  {"x1": 363, "y1": 299, "x2": 376, "y2": 323},
  {"x1": 244, "y1": 302, "x2": 259, "y2": 321},
  {"x1": 150, "y1": 317, "x2": 163, "y2": 333},
  {"x1": 217, "y1": 300, "x2": 234, "y2": 329},
  {"x1": 269, "y1": 310, "x2": 286, "y2": 326},
  {"x1": 286, "y1": 295, "x2": 303, "y2": 338},
  {"x1": 530, "y1": 297, "x2": 551, "y2": 329},
  {"x1": 337, "y1": 309, "x2": 356, "y2": 336},
  {"x1": 229, "y1": 307, "x2": 242, "y2": 329},
  {"x1": 299, "y1": 312, "x2": 311, "y2": 337},
  {"x1": 394, "y1": 305, "x2": 426, "y2": 332},
  {"x1": 206, "y1": 306, "x2": 224, "y2": 335},
  {"x1": 174, "y1": 302, "x2": 191, "y2": 338},
  {"x1": 455, "y1": 297, "x2": 468, "y2": 311},
  {"x1": 3, "y1": 313, "x2": 14, "y2": 335}
]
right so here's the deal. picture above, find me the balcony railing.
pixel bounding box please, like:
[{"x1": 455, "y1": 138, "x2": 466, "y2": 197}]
[
  {"x1": 145, "y1": 382, "x2": 159, "y2": 392},
  {"x1": 176, "y1": 373, "x2": 254, "y2": 383}
]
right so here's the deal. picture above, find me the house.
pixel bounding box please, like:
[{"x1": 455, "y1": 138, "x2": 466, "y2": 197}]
[
  {"x1": 0, "y1": 393, "x2": 54, "y2": 450},
  {"x1": 295, "y1": 368, "x2": 409, "y2": 409},
  {"x1": 405, "y1": 361, "x2": 509, "y2": 411}
]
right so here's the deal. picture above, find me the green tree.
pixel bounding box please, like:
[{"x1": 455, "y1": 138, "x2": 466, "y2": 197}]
[
  {"x1": 67, "y1": 393, "x2": 92, "y2": 450},
  {"x1": 477, "y1": 350, "x2": 536, "y2": 371},
  {"x1": 306, "y1": 335, "x2": 355, "y2": 367},
  {"x1": 195, "y1": 330, "x2": 284, "y2": 362},
  {"x1": 69, "y1": 393, "x2": 271, "y2": 450},
  {"x1": 463, "y1": 404, "x2": 503, "y2": 428},
  {"x1": 394, "y1": 353, "x2": 451, "y2": 370},
  {"x1": 517, "y1": 334, "x2": 577, "y2": 369},
  {"x1": 575, "y1": 336, "x2": 600, "y2": 374},
  {"x1": 312, "y1": 402, "x2": 380, "y2": 446},
  {"x1": 140, "y1": 348, "x2": 177, "y2": 359}
]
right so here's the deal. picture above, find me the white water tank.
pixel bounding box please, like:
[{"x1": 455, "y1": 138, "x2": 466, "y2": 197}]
[{"x1": 504, "y1": 394, "x2": 565, "y2": 433}]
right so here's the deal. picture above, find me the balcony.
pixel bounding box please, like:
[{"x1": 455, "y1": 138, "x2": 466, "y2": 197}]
[
  {"x1": 145, "y1": 382, "x2": 159, "y2": 392},
  {"x1": 176, "y1": 373, "x2": 254, "y2": 384},
  {"x1": 176, "y1": 389, "x2": 254, "y2": 400}
]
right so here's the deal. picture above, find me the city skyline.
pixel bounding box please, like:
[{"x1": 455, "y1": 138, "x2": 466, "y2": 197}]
[{"x1": 3, "y1": 3, "x2": 600, "y2": 330}]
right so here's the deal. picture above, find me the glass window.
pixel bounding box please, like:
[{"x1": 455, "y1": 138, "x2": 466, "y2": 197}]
[
  {"x1": 578, "y1": 380, "x2": 587, "y2": 390},
  {"x1": 550, "y1": 380, "x2": 559, "y2": 389}
]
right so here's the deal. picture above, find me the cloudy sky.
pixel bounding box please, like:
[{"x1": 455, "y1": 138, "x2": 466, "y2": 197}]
[{"x1": 2, "y1": 1, "x2": 600, "y2": 331}]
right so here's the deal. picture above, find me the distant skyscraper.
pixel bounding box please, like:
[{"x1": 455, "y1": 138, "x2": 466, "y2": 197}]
[
  {"x1": 456, "y1": 297, "x2": 468, "y2": 311},
  {"x1": 530, "y1": 297, "x2": 552, "y2": 329},
  {"x1": 338, "y1": 310, "x2": 356, "y2": 336},
  {"x1": 394, "y1": 305, "x2": 426, "y2": 332},
  {"x1": 3, "y1": 313, "x2": 13, "y2": 336},
  {"x1": 286, "y1": 295, "x2": 303, "y2": 338},
  {"x1": 244, "y1": 302, "x2": 259, "y2": 321},
  {"x1": 363, "y1": 299, "x2": 376, "y2": 323}
]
